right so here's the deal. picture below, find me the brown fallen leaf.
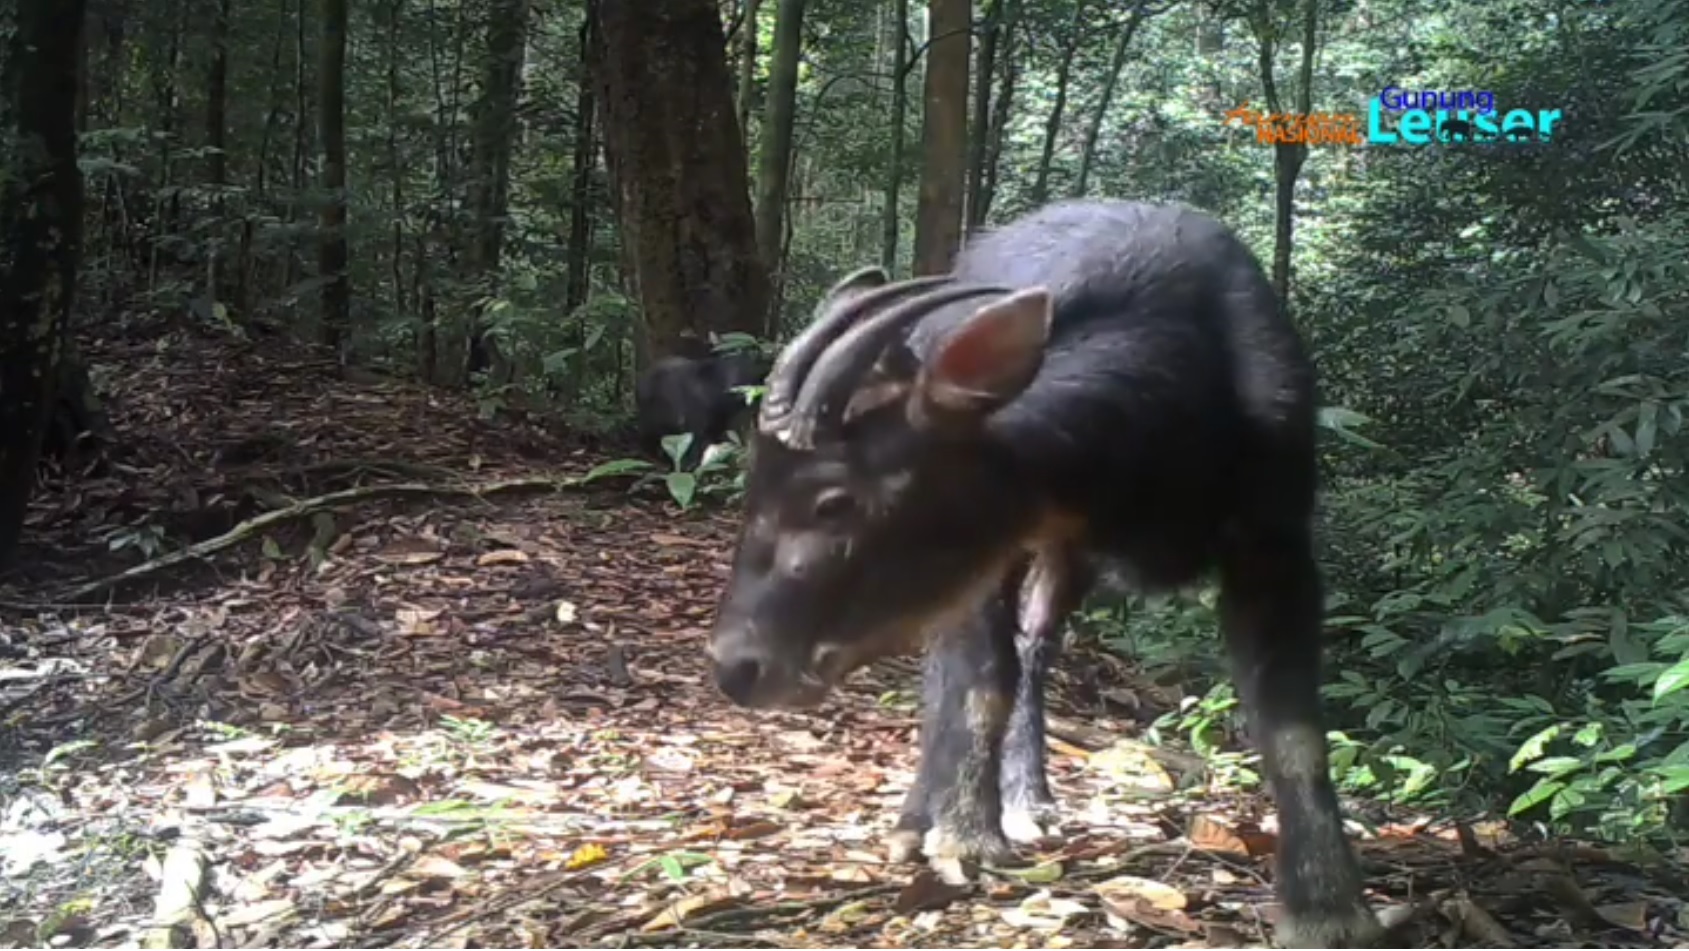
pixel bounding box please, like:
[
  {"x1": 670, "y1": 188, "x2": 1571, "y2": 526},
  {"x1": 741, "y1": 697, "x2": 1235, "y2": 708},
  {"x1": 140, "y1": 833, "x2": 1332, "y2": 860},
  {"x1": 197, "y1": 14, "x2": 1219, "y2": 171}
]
[
  {"x1": 477, "y1": 548, "x2": 530, "y2": 566},
  {"x1": 1188, "y1": 813, "x2": 1262, "y2": 856},
  {"x1": 1439, "y1": 894, "x2": 1514, "y2": 946},
  {"x1": 641, "y1": 894, "x2": 741, "y2": 931},
  {"x1": 1596, "y1": 901, "x2": 1648, "y2": 932},
  {"x1": 724, "y1": 819, "x2": 782, "y2": 840},
  {"x1": 893, "y1": 869, "x2": 971, "y2": 914}
]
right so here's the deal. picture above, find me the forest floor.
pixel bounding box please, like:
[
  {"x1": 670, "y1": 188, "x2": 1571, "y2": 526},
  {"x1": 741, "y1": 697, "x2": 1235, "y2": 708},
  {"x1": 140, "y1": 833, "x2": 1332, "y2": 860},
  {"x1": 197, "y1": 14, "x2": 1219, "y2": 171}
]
[{"x1": 2, "y1": 323, "x2": 1686, "y2": 949}]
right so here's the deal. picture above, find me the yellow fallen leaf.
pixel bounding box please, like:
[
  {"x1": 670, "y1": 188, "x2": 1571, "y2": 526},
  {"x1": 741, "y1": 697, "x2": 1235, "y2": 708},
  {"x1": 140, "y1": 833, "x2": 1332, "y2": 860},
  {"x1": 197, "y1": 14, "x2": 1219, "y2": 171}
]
[
  {"x1": 1094, "y1": 874, "x2": 1187, "y2": 912},
  {"x1": 477, "y1": 549, "x2": 530, "y2": 566},
  {"x1": 565, "y1": 842, "x2": 609, "y2": 870}
]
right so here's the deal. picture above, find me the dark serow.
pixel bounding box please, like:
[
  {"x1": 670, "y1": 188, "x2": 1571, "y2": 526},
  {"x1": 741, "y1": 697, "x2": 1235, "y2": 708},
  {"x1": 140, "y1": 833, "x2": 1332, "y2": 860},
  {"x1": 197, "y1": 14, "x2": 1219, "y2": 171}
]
[
  {"x1": 706, "y1": 199, "x2": 1383, "y2": 948},
  {"x1": 635, "y1": 348, "x2": 771, "y2": 469}
]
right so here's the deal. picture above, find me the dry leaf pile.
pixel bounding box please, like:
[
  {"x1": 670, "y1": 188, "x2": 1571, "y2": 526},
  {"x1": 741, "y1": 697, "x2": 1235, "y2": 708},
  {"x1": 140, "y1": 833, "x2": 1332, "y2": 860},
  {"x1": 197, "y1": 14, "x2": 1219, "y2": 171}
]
[{"x1": 1, "y1": 326, "x2": 1685, "y2": 948}]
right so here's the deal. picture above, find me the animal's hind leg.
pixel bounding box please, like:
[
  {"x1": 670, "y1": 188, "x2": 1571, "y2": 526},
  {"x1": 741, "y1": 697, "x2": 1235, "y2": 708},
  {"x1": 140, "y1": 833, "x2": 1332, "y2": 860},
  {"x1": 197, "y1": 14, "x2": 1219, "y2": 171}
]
[{"x1": 1218, "y1": 523, "x2": 1382, "y2": 949}]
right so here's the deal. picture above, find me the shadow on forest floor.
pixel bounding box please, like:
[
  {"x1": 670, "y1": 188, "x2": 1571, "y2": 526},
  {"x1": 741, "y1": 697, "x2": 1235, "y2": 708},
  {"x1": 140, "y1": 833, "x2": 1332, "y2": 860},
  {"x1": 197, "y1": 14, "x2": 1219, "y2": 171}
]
[{"x1": 1, "y1": 324, "x2": 1685, "y2": 948}]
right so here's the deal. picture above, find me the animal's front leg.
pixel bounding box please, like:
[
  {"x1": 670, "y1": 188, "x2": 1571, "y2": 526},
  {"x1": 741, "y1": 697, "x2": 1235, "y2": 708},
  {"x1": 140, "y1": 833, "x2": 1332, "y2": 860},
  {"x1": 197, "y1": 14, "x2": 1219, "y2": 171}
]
[{"x1": 887, "y1": 597, "x2": 1020, "y2": 884}]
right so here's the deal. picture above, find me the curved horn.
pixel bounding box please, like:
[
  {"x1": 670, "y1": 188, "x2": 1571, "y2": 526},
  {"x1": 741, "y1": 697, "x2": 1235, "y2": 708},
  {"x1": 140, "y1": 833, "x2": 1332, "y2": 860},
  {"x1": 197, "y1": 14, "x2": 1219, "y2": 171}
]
[
  {"x1": 779, "y1": 283, "x2": 1014, "y2": 448},
  {"x1": 759, "y1": 271, "x2": 953, "y2": 435}
]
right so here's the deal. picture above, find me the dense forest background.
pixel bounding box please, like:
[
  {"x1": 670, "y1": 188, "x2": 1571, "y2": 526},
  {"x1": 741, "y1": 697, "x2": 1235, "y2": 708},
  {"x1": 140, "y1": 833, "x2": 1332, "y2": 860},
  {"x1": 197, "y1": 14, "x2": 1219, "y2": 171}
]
[{"x1": 4, "y1": 0, "x2": 1688, "y2": 851}]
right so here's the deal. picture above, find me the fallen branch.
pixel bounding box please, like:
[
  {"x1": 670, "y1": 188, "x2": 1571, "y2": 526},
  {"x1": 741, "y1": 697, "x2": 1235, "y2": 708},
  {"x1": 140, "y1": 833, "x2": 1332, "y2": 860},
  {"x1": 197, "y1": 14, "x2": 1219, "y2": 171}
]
[{"x1": 58, "y1": 476, "x2": 567, "y2": 602}]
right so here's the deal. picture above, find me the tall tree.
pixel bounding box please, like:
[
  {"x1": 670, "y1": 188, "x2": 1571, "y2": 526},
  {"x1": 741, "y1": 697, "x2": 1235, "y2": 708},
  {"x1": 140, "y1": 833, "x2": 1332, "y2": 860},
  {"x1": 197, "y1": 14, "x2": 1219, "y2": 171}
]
[
  {"x1": 736, "y1": 0, "x2": 763, "y2": 146},
  {"x1": 1074, "y1": 1, "x2": 1171, "y2": 197},
  {"x1": 753, "y1": 0, "x2": 806, "y2": 327},
  {"x1": 880, "y1": 0, "x2": 910, "y2": 273},
  {"x1": 317, "y1": 0, "x2": 350, "y2": 349},
  {"x1": 1242, "y1": 0, "x2": 1319, "y2": 304},
  {"x1": 912, "y1": 0, "x2": 971, "y2": 275},
  {"x1": 206, "y1": 0, "x2": 233, "y2": 302},
  {"x1": 591, "y1": 0, "x2": 770, "y2": 361},
  {"x1": 1030, "y1": 0, "x2": 1087, "y2": 205},
  {"x1": 0, "y1": 0, "x2": 87, "y2": 565},
  {"x1": 464, "y1": 0, "x2": 534, "y2": 382},
  {"x1": 965, "y1": 0, "x2": 1015, "y2": 233},
  {"x1": 972, "y1": 1, "x2": 1020, "y2": 228}
]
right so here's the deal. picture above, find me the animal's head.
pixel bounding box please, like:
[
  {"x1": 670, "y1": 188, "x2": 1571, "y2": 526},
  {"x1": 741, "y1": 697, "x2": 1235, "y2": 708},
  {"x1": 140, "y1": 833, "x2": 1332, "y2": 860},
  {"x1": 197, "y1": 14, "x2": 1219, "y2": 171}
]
[{"x1": 707, "y1": 267, "x2": 1061, "y2": 709}]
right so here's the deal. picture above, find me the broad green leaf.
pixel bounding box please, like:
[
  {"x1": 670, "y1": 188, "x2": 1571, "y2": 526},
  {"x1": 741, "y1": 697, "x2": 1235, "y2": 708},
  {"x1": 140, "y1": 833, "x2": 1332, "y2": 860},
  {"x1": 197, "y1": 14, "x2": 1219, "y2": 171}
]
[
  {"x1": 1508, "y1": 779, "x2": 1566, "y2": 816},
  {"x1": 1652, "y1": 657, "x2": 1689, "y2": 702},
  {"x1": 1525, "y1": 756, "x2": 1584, "y2": 777},
  {"x1": 1510, "y1": 724, "x2": 1561, "y2": 771}
]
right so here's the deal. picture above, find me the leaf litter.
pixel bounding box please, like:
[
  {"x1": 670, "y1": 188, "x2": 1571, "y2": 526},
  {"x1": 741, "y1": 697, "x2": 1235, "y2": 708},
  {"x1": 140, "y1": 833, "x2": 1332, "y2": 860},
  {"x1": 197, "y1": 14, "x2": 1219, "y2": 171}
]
[{"x1": 0, "y1": 325, "x2": 1685, "y2": 948}]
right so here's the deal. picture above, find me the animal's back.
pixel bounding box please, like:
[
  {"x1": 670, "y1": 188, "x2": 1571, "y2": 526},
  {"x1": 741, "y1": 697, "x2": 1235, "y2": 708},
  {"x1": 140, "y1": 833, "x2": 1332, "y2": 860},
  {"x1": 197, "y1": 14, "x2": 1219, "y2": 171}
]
[{"x1": 933, "y1": 199, "x2": 1317, "y2": 588}]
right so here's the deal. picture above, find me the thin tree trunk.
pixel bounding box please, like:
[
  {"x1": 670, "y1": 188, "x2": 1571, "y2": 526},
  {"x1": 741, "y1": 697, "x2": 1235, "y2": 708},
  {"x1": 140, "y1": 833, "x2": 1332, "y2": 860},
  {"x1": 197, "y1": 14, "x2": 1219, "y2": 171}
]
[
  {"x1": 206, "y1": 0, "x2": 232, "y2": 301},
  {"x1": 1252, "y1": 0, "x2": 1317, "y2": 306},
  {"x1": 736, "y1": 0, "x2": 762, "y2": 146},
  {"x1": 387, "y1": 0, "x2": 406, "y2": 320},
  {"x1": 564, "y1": 13, "x2": 597, "y2": 315},
  {"x1": 0, "y1": 0, "x2": 87, "y2": 564},
  {"x1": 288, "y1": 0, "x2": 310, "y2": 289},
  {"x1": 1030, "y1": 0, "x2": 1085, "y2": 205},
  {"x1": 880, "y1": 0, "x2": 909, "y2": 274},
  {"x1": 1075, "y1": 2, "x2": 1156, "y2": 197},
  {"x1": 464, "y1": 0, "x2": 533, "y2": 382},
  {"x1": 912, "y1": 0, "x2": 970, "y2": 275},
  {"x1": 318, "y1": 0, "x2": 350, "y2": 348},
  {"x1": 964, "y1": 0, "x2": 1000, "y2": 233},
  {"x1": 975, "y1": 8, "x2": 1017, "y2": 223},
  {"x1": 753, "y1": 0, "x2": 805, "y2": 333}
]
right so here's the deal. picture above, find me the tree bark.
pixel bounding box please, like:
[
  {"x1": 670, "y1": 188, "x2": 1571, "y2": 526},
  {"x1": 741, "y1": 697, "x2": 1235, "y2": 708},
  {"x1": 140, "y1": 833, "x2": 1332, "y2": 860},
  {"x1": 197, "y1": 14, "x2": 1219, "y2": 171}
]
[
  {"x1": 753, "y1": 0, "x2": 806, "y2": 330},
  {"x1": 912, "y1": 0, "x2": 970, "y2": 276},
  {"x1": 590, "y1": 0, "x2": 769, "y2": 363},
  {"x1": 318, "y1": 0, "x2": 350, "y2": 349},
  {"x1": 880, "y1": 0, "x2": 909, "y2": 274},
  {"x1": 0, "y1": 0, "x2": 87, "y2": 565}
]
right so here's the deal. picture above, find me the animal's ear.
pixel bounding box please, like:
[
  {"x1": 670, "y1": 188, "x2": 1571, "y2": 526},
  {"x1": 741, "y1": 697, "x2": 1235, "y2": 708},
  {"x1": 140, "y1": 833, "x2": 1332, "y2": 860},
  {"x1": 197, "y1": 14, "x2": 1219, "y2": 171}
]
[{"x1": 914, "y1": 287, "x2": 1052, "y2": 428}]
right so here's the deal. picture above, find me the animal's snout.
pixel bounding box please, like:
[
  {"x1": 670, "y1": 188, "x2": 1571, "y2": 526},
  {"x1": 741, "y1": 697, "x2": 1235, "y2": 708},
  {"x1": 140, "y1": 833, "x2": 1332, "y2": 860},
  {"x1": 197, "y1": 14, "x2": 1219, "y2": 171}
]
[
  {"x1": 708, "y1": 621, "x2": 775, "y2": 707},
  {"x1": 712, "y1": 650, "x2": 766, "y2": 706}
]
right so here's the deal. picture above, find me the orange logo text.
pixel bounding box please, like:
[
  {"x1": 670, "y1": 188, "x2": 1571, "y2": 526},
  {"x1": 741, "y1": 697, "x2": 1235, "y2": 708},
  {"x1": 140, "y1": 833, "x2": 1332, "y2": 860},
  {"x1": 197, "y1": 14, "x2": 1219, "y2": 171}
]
[{"x1": 1223, "y1": 103, "x2": 1364, "y2": 146}]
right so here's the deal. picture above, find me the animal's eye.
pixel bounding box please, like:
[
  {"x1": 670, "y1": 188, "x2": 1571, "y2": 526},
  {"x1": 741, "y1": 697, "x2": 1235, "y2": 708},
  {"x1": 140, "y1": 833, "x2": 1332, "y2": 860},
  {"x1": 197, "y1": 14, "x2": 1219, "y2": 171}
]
[{"x1": 812, "y1": 488, "x2": 856, "y2": 521}]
